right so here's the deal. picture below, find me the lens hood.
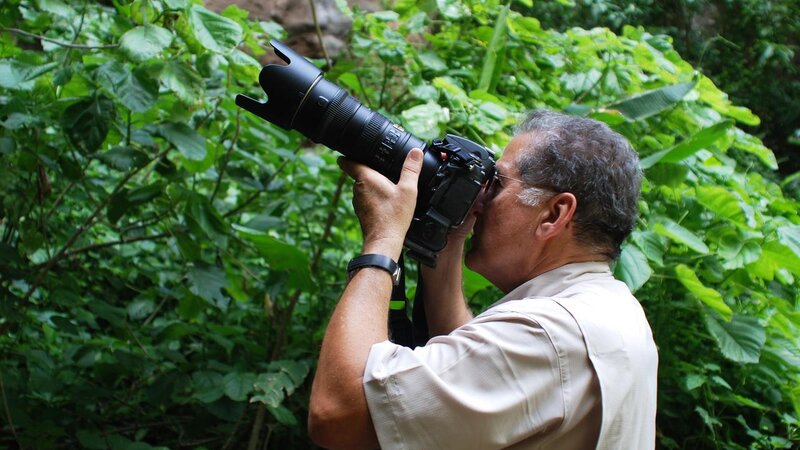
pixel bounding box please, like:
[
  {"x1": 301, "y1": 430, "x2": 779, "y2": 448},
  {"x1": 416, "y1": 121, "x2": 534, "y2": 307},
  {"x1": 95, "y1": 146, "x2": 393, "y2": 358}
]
[{"x1": 235, "y1": 40, "x2": 324, "y2": 130}]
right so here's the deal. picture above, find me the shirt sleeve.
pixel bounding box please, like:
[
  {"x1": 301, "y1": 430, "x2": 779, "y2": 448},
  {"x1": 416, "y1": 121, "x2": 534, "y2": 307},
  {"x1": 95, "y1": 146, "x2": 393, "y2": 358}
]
[{"x1": 363, "y1": 311, "x2": 566, "y2": 450}]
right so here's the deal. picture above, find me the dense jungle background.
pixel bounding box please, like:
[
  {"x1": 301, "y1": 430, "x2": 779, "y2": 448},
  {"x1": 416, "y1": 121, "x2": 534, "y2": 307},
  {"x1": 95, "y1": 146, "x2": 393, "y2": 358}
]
[{"x1": 1, "y1": 0, "x2": 799, "y2": 448}]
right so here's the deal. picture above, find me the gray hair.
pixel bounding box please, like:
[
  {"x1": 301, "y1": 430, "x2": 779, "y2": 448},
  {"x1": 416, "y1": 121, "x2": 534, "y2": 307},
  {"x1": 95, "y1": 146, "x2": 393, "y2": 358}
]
[{"x1": 514, "y1": 110, "x2": 642, "y2": 259}]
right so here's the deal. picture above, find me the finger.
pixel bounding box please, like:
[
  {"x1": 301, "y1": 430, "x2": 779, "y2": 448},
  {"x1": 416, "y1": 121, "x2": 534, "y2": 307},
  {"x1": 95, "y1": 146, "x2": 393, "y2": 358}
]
[
  {"x1": 398, "y1": 148, "x2": 424, "y2": 190},
  {"x1": 338, "y1": 156, "x2": 376, "y2": 182}
]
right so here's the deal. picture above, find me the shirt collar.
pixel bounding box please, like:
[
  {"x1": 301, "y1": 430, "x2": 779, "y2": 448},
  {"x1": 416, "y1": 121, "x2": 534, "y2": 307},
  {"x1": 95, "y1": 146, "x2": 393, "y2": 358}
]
[{"x1": 493, "y1": 261, "x2": 613, "y2": 306}]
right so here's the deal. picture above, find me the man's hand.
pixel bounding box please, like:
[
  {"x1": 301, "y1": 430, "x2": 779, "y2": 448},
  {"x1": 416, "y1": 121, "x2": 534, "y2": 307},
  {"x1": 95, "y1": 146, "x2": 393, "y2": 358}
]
[{"x1": 338, "y1": 148, "x2": 424, "y2": 258}]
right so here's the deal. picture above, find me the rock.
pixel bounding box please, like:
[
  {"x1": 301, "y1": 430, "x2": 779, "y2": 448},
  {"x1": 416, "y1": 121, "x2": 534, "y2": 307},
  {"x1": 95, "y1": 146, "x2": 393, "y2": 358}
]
[{"x1": 205, "y1": 0, "x2": 380, "y2": 61}]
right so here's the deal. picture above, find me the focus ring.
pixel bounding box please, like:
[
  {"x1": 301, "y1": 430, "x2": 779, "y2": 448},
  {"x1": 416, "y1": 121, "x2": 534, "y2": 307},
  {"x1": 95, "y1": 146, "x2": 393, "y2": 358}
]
[{"x1": 320, "y1": 92, "x2": 358, "y2": 145}]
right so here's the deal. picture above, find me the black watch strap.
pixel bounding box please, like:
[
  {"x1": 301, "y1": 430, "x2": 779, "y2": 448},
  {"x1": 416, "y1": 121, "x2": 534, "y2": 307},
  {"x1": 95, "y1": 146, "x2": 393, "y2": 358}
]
[{"x1": 347, "y1": 254, "x2": 401, "y2": 286}]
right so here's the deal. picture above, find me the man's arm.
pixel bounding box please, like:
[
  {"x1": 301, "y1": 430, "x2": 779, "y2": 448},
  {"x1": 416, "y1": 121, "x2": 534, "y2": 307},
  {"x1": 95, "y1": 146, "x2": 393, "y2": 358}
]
[
  {"x1": 419, "y1": 215, "x2": 475, "y2": 337},
  {"x1": 308, "y1": 149, "x2": 423, "y2": 450}
]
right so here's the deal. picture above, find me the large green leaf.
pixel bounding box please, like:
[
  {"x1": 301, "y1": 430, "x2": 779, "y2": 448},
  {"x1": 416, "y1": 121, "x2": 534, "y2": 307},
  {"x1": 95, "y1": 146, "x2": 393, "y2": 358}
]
[
  {"x1": 191, "y1": 371, "x2": 224, "y2": 403},
  {"x1": 477, "y1": 2, "x2": 510, "y2": 92},
  {"x1": 60, "y1": 96, "x2": 116, "y2": 154},
  {"x1": 748, "y1": 239, "x2": 800, "y2": 280},
  {"x1": 159, "y1": 59, "x2": 204, "y2": 103},
  {"x1": 694, "y1": 186, "x2": 746, "y2": 224},
  {"x1": 607, "y1": 80, "x2": 696, "y2": 121},
  {"x1": 653, "y1": 219, "x2": 709, "y2": 254},
  {"x1": 615, "y1": 242, "x2": 652, "y2": 292},
  {"x1": 704, "y1": 313, "x2": 766, "y2": 364},
  {"x1": 184, "y1": 193, "x2": 227, "y2": 238},
  {"x1": 269, "y1": 360, "x2": 311, "y2": 392},
  {"x1": 675, "y1": 264, "x2": 732, "y2": 321},
  {"x1": 97, "y1": 61, "x2": 159, "y2": 113},
  {"x1": 732, "y1": 128, "x2": 778, "y2": 170},
  {"x1": 222, "y1": 371, "x2": 256, "y2": 402},
  {"x1": 436, "y1": 0, "x2": 470, "y2": 19},
  {"x1": 401, "y1": 102, "x2": 449, "y2": 141},
  {"x1": 251, "y1": 371, "x2": 292, "y2": 407},
  {"x1": 0, "y1": 60, "x2": 58, "y2": 90},
  {"x1": 235, "y1": 226, "x2": 313, "y2": 290},
  {"x1": 119, "y1": 24, "x2": 173, "y2": 62},
  {"x1": 97, "y1": 146, "x2": 149, "y2": 171},
  {"x1": 160, "y1": 122, "x2": 207, "y2": 161},
  {"x1": 640, "y1": 121, "x2": 733, "y2": 169},
  {"x1": 188, "y1": 5, "x2": 243, "y2": 54},
  {"x1": 710, "y1": 227, "x2": 762, "y2": 270},
  {"x1": 188, "y1": 263, "x2": 229, "y2": 309}
]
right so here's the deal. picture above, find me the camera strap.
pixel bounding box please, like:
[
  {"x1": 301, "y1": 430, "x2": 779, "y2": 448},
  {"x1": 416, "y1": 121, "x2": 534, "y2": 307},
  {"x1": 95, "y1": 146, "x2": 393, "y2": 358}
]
[
  {"x1": 388, "y1": 254, "x2": 430, "y2": 348},
  {"x1": 388, "y1": 254, "x2": 414, "y2": 347}
]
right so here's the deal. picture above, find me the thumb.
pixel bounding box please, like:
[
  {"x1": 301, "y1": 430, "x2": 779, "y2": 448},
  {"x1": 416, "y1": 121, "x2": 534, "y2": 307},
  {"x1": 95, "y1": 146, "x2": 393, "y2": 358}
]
[{"x1": 398, "y1": 148, "x2": 424, "y2": 189}]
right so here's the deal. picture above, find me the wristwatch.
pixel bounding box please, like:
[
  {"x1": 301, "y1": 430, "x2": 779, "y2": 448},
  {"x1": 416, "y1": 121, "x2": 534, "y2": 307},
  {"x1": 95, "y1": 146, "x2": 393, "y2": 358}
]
[{"x1": 347, "y1": 254, "x2": 401, "y2": 286}]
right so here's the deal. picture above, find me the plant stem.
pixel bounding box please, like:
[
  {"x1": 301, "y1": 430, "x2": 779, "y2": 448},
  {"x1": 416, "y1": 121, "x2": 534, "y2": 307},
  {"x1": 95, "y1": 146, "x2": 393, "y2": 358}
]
[
  {"x1": 211, "y1": 109, "x2": 241, "y2": 201},
  {"x1": 0, "y1": 27, "x2": 118, "y2": 49},
  {"x1": 308, "y1": 0, "x2": 331, "y2": 69}
]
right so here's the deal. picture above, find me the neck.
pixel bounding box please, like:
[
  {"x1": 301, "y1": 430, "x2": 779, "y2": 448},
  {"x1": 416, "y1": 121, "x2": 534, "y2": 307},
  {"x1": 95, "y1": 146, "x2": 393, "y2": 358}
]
[{"x1": 501, "y1": 243, "x2": 610, "y2": 293}]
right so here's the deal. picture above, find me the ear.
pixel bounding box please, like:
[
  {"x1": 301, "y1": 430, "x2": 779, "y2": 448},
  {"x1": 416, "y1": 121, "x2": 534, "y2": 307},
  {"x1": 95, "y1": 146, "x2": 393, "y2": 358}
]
[{"x1": 534, "y1": 192, "x2": 577, "y2": 240}]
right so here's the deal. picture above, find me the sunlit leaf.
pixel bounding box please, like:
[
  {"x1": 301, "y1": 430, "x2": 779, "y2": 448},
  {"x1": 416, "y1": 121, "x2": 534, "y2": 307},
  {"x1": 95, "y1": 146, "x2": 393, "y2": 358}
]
[
  {"x1": 0, "y1": 60, "x2": 58, "y2": 90},
  {"x1": 97, "y1": 61, "x2": 159, "y2": 113},
  {"x1": 160, "y1": 60, "x2": 204, "y2": 103},
  {"x1": 640, "y1": 121, "x2": 733, "y2": 169},
  {"x1": 119, "y1": 25, "x2": 173, "y2": 62},
  {"x1": 189, "y1": 4, "x2": 243, "y2": 54},
  {"x1": 436, "y1": 0, "x2": 470, "y2": 19},
  {"x1": 675, "y1": 264, "x2": 732, "y2": 321},
  {"x1": 654, "y1": 219, "x2": 709, "y2": 254},
  {"x1": 695, "y1": 186, "x2": 746, "y2": 224},
  {"x1": 401, "y1": 102, "x2": 449, "y2": 140},
  {"x1": 607, "y1": 81, "x2": 696, "y2": 121}
]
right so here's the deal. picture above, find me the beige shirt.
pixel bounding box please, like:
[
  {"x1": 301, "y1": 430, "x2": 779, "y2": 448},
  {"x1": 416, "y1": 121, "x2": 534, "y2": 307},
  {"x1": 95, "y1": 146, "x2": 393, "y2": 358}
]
[{"x1": 363, "y1": 262, "x2": 658, "y2": 450}]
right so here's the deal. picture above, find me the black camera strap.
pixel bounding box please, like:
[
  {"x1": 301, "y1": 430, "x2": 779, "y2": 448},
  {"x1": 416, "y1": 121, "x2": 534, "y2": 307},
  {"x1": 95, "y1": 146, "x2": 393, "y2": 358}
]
[
  {"x1": 388, "y1": 253, "x2": 430, "y2": 348},
  {"x1": 388, "y1": 254, "x2": 414, "y2": 347}
]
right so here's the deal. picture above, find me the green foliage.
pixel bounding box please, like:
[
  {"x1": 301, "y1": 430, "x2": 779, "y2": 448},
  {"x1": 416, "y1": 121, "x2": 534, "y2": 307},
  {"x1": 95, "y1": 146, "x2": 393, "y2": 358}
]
[
  {"x1": 522, "y1": 0, "x2": 800, "y2": 174},
  {"x1": 1, "y1": 0, "x2": 799, "y2": 449}
]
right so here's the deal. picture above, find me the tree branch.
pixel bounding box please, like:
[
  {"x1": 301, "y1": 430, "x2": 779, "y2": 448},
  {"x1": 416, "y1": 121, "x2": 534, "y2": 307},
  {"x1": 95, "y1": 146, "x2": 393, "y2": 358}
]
[
  {"x1": 0, "y1": 27, "x2": 118, "y2": 49},
  {"x1": 23, "y1": 149, "x2": 170, "y2": 300},
  {"x1": 211, "y1": 109, "x2": 241, "y2": 201}
]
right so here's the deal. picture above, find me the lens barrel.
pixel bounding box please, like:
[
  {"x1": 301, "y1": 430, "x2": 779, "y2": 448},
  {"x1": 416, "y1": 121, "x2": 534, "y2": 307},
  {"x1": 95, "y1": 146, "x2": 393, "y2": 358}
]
[{"x1": 235, "y1": 40, "x2": 439, "y2": 186}]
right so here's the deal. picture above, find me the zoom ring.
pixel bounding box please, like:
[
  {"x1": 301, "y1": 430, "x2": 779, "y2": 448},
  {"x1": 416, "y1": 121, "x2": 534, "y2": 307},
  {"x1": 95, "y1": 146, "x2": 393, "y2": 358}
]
[
  {"x1": 320, "y1": 92, "x2": 358, "y2": 146},
  {"x1": 362, "y1": 112, "x2": 385, "y2": 147}
]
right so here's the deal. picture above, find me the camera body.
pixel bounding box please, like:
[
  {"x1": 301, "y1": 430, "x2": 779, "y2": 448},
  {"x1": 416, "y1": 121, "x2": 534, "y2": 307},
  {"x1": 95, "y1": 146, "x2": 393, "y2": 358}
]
[{"x1": 236, "y1": 40, "x2": 495, "y2": 266}]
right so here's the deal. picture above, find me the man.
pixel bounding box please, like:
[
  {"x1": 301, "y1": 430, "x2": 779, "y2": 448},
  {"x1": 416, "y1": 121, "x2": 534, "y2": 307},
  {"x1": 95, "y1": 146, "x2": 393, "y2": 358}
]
[{"x1": 308, "y1": 110, "x2": 658, "y2": 450}]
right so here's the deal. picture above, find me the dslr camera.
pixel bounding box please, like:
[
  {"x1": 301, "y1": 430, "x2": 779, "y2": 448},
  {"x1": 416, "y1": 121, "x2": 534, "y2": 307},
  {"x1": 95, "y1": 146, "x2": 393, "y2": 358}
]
[{"x1": 236, "y1": 40, "x2": 496, "y2": 266}]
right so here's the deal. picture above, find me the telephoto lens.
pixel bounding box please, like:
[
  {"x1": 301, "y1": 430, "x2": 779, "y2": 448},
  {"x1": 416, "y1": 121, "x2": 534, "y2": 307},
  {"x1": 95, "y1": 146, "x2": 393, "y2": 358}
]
[
  {"x1": 235, "y1": 40, "x2": 495, "y2": 266},
  {"x1": 235, "y1": 40, "x2": 441, "y2": 186}
]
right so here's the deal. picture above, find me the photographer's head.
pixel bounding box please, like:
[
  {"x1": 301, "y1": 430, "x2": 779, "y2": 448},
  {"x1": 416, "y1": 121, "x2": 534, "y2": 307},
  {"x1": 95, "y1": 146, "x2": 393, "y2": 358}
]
[{"x1": 467, "y1": 110, "x2": 642, "y2": 292}]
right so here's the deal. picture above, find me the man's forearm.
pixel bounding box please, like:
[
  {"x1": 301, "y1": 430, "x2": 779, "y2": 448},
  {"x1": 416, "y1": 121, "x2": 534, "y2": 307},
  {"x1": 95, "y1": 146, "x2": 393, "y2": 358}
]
[
  {"x1": 308, "y1": 258, "x2": 395, "y2": 450},
  {"x1": 420, "y1": 242, "x2": 473, "y2": 336}
]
